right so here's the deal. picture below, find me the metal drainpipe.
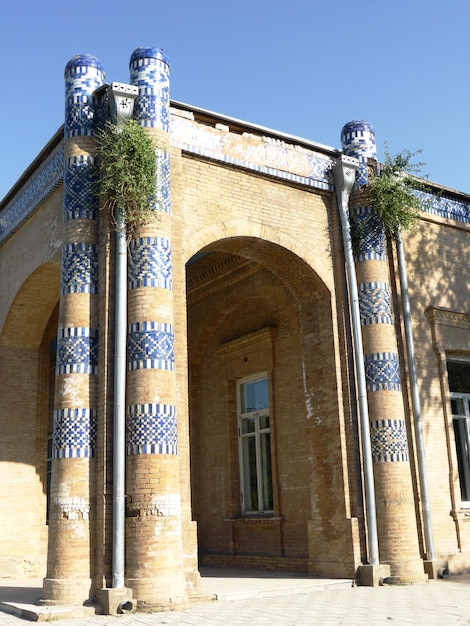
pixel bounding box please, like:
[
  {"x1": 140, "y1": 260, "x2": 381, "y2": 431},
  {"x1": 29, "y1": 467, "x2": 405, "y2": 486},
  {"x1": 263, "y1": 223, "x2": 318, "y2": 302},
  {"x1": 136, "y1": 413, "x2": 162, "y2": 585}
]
[
  {"x1": 396, "y1": 230, "x2": 436, "y2": 560},
  {"x1": 107, "y1": 83, "x2": 139, "y2": 589},
  {"x1": 333, "y1": 155, "x2": 380, "y2": 566}
]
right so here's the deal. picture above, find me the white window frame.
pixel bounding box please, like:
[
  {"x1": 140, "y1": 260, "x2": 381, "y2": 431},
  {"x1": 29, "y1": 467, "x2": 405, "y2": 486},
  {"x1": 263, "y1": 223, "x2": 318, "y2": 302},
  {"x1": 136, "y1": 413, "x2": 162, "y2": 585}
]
[{"x1": 237, "y1": 372, "x2": 273, "y2": 515}]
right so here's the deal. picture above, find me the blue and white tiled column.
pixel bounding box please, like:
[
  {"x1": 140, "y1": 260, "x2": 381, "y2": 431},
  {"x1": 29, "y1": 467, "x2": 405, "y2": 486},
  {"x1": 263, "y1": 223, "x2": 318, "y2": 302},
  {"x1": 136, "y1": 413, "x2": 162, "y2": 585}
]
[
  {"x1": 43, "y1": 54, "x2": 104, "y2": 605},
  {"x1": 342, "y1": 121, "x2": 424, "y2": 580},
  {"x1": 124, "y1": 47, "x2": 188, "y2": 608}
]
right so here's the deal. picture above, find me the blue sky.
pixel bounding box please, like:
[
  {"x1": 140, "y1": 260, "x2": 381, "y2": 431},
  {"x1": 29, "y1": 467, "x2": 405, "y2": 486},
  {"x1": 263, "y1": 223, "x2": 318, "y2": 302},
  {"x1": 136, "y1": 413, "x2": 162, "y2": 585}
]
[{"x1": 1, "y1": 0, "x2": 469, "y2": 200}]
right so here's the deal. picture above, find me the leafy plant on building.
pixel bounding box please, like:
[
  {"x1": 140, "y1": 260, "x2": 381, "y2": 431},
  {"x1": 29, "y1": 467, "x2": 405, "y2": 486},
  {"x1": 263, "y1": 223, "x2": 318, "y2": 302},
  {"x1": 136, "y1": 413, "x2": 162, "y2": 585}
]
[{"x1": 96, "y1": 119, "x2": 159, "y2": 238}]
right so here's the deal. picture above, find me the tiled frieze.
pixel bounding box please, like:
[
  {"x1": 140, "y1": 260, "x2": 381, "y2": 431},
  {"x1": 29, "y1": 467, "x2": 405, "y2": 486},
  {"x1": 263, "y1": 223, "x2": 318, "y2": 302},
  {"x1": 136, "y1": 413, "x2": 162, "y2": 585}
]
[
  {"x1": 56, "y1": 327, "x2": 98, "y2": 375},
  {"x1": 63, "y1": 155, "x2": 98, "y2": 221},
  {"x1": 364, "y1": 352, "x2": 401, "y2": 392},
  {"x1": 61, "y1": 243, "x2": 98, "y2": 294},
  {"x1": 130, "y1": 47, "x2": 170, "y2": 131},
  {"x1": 127, "y1": 321, "x2": 174, "y2": 371},
  {"x1": 370, "y1": 419, "x2": 409, "y2": 462},
  {"x1": 156, "y1": 149, "x2": 171, "y2": 213},
  {"x1": 127, "y1": 404, "x2": 177, "y2": 455},
  {"x1": 359, "y1": 282, "x2": 393, "y2": 326},
  {"x1": 64, "y1": 54, "x2": 105, "y2": 139},
  {"x1": 351, "y1": 206, "x2": 386, "y2": 261},
  {"x1": 128, "y1": 237, "x2": 172, "y2": 290},
  {"x1": 53, "y1": 408, "x2": 97, "y2": 458}
]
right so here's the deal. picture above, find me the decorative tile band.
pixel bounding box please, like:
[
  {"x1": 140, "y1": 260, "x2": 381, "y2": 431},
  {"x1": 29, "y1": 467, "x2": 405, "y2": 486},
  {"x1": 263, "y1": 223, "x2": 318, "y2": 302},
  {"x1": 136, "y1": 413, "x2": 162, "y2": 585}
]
[
  {"x1": 364, "y1": 352, "x2": 401, "y2": 392},
  {"x1": 63, "y1": 155, "x2": 98, "y2": 221},
  {"x1": 64, "y1": 54, "x2": 105, "y2": 139},
  {"x1": 56, "y1": 327, "x2": 98, "y2": 375},
  {"x1": 127, "y1": 403, "x2": 177, "y2": 455},
  {"x1": 128, "y1": 321, "x2": 174, "y2": 371},
  {"x1": 130, "y1": 47, "x2": 170, "y2": 131},
  {"x1": 370, "y1": 419, "x2": 409, "y2": 462},
  {"x1": 53, "y1": 408, "x2": 96, "y2": 458},
  {"x1": 61, "y1": 242, "x2": 98, "y2": 294},
  {"x1": 416, "y1": 189, "x2": 470, "y2": 224},
  {"x1": 128, "y1": 237, "x2": 172, "y2": 290},
  {"x1": 0, "y1": 141, "x2": 63, "y2": 245},
  {"x1": 358, "y1": 281, "x2": 393, "y2": 325},
  {"x1": 351, "y1": 206, "x2": 386, "y2": 261},
  {"x1": 340, "y1": 120, "x2": 377, "y2": 188},
  {"x1": 155, "y1": 149, "x2": 170, "y2": 214}
]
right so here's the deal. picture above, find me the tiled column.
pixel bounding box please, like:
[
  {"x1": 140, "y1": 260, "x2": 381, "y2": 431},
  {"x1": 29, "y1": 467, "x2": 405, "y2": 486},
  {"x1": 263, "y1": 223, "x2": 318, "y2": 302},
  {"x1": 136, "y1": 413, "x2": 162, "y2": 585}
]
[
  {"x1": 125, "y1": 47, "x2": 188, "y2": 608},
  {"x1": 341, "y1": 121, "x2": 425, "y2": 581},
  {"x1": 43, "y1": 54, "x2": 104, "y2": 605}
]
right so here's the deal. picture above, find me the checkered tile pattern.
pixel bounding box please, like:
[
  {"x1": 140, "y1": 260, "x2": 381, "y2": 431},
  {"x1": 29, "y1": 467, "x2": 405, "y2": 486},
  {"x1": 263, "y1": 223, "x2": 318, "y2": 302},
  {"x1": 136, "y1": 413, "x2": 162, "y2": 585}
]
[
  {"x1": 128, "y1": 237, "x2": 172, "y2": 290},
  {"x1": 129, "y1": 47, "x2": 170, "y2": 130},
  {"x1": 61, "y1": 242, "x2": 98, "y2": 294},
  {"x1": 53, "y1": 408, "x2": 97, "y2": 458},
  {"x1": 64, "y1": 54, "x2": 105, "y2": 139},
  {"x1": 56, "y1": 327, "x2": 98, "y2": 375},
  {"x1": 364, "y1": 352, "x2": 401, "y2": 392},
  {"x1": 127, "y1": 403, "x2": 177, "y2": 455},
  {"x1": 351, "y1": 206, "x2": 386, "y2": 261},
  {"x1": 370, "y1": 419, "x2": 409, "y2": 462},
  {"x1": 340, "y1": 120, "x2": 377, "y2": 188},
  {"x1": 359, "y1": 282, "x2": 393, "y2": 326},
  {"x1": 127, "y1": 321, "x2": 174, "y2": 371},
  {"x1": 156, "y1": 149, "x2": 171, "y2": 214},
  {"x1": 63, "y1": 155, "x2": 98, "y2": 221}
]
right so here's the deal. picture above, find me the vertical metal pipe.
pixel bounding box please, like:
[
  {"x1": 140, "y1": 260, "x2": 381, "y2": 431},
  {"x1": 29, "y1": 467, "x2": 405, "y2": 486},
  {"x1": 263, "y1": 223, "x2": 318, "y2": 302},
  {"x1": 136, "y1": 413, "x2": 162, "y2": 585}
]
[
  {"x1": 334, "y1": 155, "x2": 380, "y2": 565},
  {"x1": 112, "y1": 209, "x2": 127, "y2": 589},
  {"x1": 396, "y1": 230, "x2": 435, "y2": 560}
]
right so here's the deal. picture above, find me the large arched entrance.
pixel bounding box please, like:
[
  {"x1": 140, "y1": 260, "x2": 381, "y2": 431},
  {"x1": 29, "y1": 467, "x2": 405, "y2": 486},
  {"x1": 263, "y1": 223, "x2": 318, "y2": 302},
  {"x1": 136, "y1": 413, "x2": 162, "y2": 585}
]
[
  {"x1": 186, "y1": 237, "x2": 356, "y2": 576},
  {"x1": 0, "y1": 263, "x2": 60, "y2": 577}
]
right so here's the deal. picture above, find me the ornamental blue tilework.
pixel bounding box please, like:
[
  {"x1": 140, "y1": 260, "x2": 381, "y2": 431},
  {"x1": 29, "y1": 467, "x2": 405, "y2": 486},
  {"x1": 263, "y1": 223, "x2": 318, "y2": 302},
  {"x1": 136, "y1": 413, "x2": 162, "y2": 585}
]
[
  {"x1": 156, "y1": 149, "x2": 171, "y2": 214},
  {"x1": 56, "y1": 327, "x2": 98, "y2": 375},
  {"x1": 352, "y1": 206, "x2": 386, "y2": 262},
  {"x1": 53, "y1": 408, "x2": 96, "y2": 458},
  {"x1": 63, "y1": 156, "x2": 98, "y2": 221},
  {"x1": 370, "y1": 419, "x2": 409, "y2": 462},
  {"x1": 364, "y1": 352, "x2": 401, "y2": 392},
  {"x1": 127, "y1": 404, "x2": 177, "y2": 455},
  {"x1": 0, "y1": 141, "x2": 63, "y2": 245},
  {"x1": 128, "y1": 237, "x2": 172, "y2": 290},
  {"x1": 64, "y1": 54, "x2": 105, "y2": 139},
  {"x1": 340, "y1": 120, "x2": 377, "y2": 188},
  {"x1": 61, "y1": 243, "x2": 98, "y2": 294},
  {"x1": 359, "y1": 282, "x2": 393, "y2": 325},
  {"x1": 130, "y1": 47, "x2": 170, "y2": 131},
  {"x1": 415, "y1": 189, "x2": 470, "y2": 224},
  {"x1": 128, "y1": 322, "x2": 174, "y2": 371}
]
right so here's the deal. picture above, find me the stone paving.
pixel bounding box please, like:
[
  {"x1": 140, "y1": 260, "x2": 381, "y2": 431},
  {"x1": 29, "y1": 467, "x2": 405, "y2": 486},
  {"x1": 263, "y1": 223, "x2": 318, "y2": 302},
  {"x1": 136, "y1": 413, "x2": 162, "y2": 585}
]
[{"x1": 1, "y1": 575, "x2": 470, "y2": 625}]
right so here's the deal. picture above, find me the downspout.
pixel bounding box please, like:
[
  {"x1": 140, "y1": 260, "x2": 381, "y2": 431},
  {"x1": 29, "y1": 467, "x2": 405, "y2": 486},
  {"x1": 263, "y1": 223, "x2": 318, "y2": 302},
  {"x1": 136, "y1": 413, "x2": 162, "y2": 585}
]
[
  {"x1": 107, "y1": 83, "x2": 138, "y2": 590},
  {"x1": 333, "y1": 155, "x2": 380, "y2": 566},
  {"x1": 396, "y1": 230, "x2": 436, "y2": 561}
]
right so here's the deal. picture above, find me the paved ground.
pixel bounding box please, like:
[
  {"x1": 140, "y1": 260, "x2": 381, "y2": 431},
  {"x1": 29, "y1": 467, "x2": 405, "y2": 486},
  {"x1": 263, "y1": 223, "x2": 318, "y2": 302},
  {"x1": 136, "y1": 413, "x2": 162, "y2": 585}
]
[{"x1": 1, "y1": 571, "x2": 470, "y2": 625}]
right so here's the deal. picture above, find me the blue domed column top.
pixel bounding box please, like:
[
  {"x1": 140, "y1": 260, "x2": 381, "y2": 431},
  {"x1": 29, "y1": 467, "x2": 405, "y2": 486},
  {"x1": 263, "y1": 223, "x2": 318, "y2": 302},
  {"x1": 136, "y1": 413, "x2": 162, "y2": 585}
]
[
  {"x1": 341, "y1": 120, "x2": 377, "y2": 189},
  {"x1": 129, "y1": 47, "x2": 170, "y2": 131},
  {"x1": 64, "y1": 54, "x2": 105, "y2": 139}
]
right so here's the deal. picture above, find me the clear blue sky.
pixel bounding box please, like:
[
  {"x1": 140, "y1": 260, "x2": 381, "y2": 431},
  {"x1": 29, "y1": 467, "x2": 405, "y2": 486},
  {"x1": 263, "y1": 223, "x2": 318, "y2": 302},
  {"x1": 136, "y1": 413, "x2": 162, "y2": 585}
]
[{"x1": 1, "y1": 0, "x2": 469, "y2": 200}]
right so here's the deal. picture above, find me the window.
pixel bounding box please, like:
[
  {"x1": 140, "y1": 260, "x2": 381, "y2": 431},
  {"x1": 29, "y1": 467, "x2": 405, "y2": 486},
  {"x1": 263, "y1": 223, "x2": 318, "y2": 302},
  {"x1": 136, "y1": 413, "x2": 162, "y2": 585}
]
[
  {"x1": 237, "y1": 374, "x2": 273, "y2": 514},
  {"x1": 448, "y1": 360, "x2": 470, "y2": 503}
]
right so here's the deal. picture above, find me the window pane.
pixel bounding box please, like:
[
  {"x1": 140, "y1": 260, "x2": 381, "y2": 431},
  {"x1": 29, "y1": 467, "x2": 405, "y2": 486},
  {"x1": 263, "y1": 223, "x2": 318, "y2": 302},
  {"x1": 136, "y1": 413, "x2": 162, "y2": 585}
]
[
  {"x1": 241, "y1": 378, "x2": 268, "y2": 413},
  {"x1": 454, "y1": 417, "x2": 470, "y2": 501},
  {"x1": 260, "y1": 432, "x2": 273, "y2": 510},
  {"x1": 451, "y1": 398, "x2": 466, "y2": 416},
  {"x1": 448, "y1": 362, "x2": 470, "y2": 393},
  {"x1": 259, "y1": 413, "x2": 270, "y2": 430},
  {"x1": 241, "y1": 416, "x2": 255, "y2": 434},
  {"x1": 242, "y1": 436, "x2": 258, "y2": 511}
]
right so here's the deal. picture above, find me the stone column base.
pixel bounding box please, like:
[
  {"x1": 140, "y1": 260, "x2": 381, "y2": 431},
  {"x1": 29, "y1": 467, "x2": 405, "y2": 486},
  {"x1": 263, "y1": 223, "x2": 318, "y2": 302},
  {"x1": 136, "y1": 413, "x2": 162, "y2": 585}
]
[
  {"x1": 356, "y1": 564, "x2": 391, "y2": 587},
  {"x1": 100, "y1": 587, "x2": 134, "y2": 615},
  {"x1": 423, "y1": 559, "x2": 449, "y2": 579},
  {"x1": 42, "y1": 577, "x2": 92, "y2": 605}
]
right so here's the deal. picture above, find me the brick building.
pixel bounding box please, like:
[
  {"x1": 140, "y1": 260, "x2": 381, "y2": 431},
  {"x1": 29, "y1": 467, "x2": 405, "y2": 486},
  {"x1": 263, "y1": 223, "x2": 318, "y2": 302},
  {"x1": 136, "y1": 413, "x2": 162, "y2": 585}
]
[{"x1": 1, "y1": 47, "x2": 469, "y2": 609}]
